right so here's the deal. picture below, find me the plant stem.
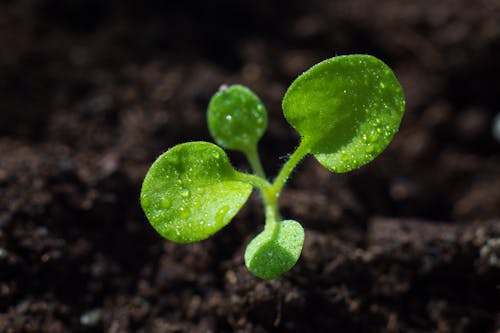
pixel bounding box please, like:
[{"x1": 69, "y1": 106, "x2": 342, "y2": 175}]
[
  {"x1": 234, "y1": 171, "x2": 280, "y2": 226},
  {"x1": 235, "y1": 139, "x2": 309, "y2": 230},
  {"x1": 271, "y1": 139, "x2": 310, "y2": 195},
  {"x1": 234, "y1": 172, "x2": 271, "y2": 193},
  {"x1": 244, "y1": 145, "x2": 266, "y2": 179},
  {"x1": 263, "y1": 190, "x2": 279, "y2": 229}
]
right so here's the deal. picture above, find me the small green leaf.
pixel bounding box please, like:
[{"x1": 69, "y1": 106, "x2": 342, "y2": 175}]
[
  {"x1": 244, "y1": 220, "x2": 304, "y2": 280},
  {"x1": 207, "y1": 84, "x2": 267, "y2": 152},
  {"x1": 140, "y1": 142, "x2": 252, "y2": 243},
  {"x1": 282, "y1": 54, "x2": 405, "y2": 173}
]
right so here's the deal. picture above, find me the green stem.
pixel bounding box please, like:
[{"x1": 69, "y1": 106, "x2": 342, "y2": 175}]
[
  {"x1": 271, "y1": 139, "x2": 310, "y2": 195},
  {"x1": 262, "y1": 187, "x2": 280, "y2": 227},
  {"x1": 234, "y1": 171, "x2": 271, "y2": 193},
  {"x1": 235, "y1": 139, "x2": 310, "y2": 230},
  {"x1": 244, "y1": 145, "x2": 266, "y2": 179},
  {"x1": 233, "y1": 171, "x2": 280, "y2": 226}
]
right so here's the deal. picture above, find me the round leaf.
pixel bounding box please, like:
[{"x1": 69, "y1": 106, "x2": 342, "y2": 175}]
[
  {"x1": 282, "y1": 55, "x2": 405, "y2": 173},
  {"x1": 140, "y1": 142, "x2": 253, "y2": 243},
  {"x1": 244, "y1": 220, "x2": 304, "y2": 280},
  {"x1": 207, "y1": 84, "x2": 267, "y2": 152}
]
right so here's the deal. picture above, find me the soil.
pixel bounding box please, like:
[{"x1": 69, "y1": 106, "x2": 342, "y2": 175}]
[{"x1": 1, "y1": 1, "x2": 499, "y2": 332}]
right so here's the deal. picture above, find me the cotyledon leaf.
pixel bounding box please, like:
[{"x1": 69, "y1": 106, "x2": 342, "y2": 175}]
[
  {"x1": 140, "y1": 142, "x2": 253, "y2": 243},
  {"x1": 282, "y1": 54, "x2": 405, "y2": 173},
  {"x1": 207, "y1": 84, "x2": 267, "y2": 152},
  {"x1": 244, "y1": 220, "x2": 305, "y2": 280}
]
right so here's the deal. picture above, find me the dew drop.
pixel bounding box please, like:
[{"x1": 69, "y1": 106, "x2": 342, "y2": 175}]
[
  {"x1": 366, "y1": 145, "x2": 375, "y2": 153},
  {"x1": 161, "y1": 197, "x2": 171, "y2": 208},
  {"x1": 180, "y1": 189, "x2": 190, "y2": 198},
  {"x1": 370, "y1": 132, "x2": 379, "y2": 142},
  {"x1": 212, "y1": 151, "x2": 220, "y2": 159},
  {"x1": 215, "y1": 206, "x2": 230, "y2": 226},
  {"x1": 179, "y1": 207, "x2": 191, "y2": 219},
  {"x1": 225, "y1": 115, "x2": 233, "y2": 121},
  {"x1": 340, "y1": 150, "x2": 349, "y2": 161}
]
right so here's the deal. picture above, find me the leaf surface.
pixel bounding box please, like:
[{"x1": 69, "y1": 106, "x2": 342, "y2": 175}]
[
  {"x1": 244, "y1": 220, "x2": 304, "y2": 280},
  {"x1": 282, "y1": 55, "x2": 405, "y2": 172},
  {"x1": 207, "y1": 85, "x2": 267, "y2": 152},
  {"x1": 141, "y1": 142, "x2": 252, "y2": 242}
]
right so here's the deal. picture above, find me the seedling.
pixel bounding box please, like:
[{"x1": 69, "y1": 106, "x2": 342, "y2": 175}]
[{"x1": 141, "y1": 55, "x2": 405, "y2": 279}]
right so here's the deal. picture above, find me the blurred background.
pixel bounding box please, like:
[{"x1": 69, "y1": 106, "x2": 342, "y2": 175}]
[{"x1": 0, "y1": 0, "x2": 499, "y2": 332}]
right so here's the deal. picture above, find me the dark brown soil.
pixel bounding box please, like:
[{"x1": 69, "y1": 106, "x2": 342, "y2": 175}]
[{"x1": 1, "y1": 1, "x2": 499, "y2": 332}]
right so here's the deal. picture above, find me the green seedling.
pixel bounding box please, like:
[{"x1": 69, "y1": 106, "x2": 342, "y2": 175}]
[{"x1": 141, "y1": 55, "x2": 405, "y2": 279}]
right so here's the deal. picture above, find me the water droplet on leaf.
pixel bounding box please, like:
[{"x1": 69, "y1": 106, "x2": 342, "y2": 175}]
[
  {"x1": 215, "y1": 206, "x2": 230, "y2": 226},
  {"x1": 179, "y1": 207, "x2": 191, "y2": 219},
  {"x1": 370, "y1": 132, "x2": 379, "y2": 142},
  {"x1": 161, "y1": 197, "x2": 171, "y2": 208}
]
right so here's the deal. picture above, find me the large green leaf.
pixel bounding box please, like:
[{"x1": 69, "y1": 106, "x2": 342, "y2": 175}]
[
  {"x1": 140, "y1": 142, "x2": 252, "y2": 243},
  {"x1": 282, "y1": 55, "x2": 405, "y2": 173},
  {"x1": 244, "y1": 220, "x2": 304, "y2": 280},
  {"x1": 207, "y1": 85, "x2": 267, "y2": 152}
]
